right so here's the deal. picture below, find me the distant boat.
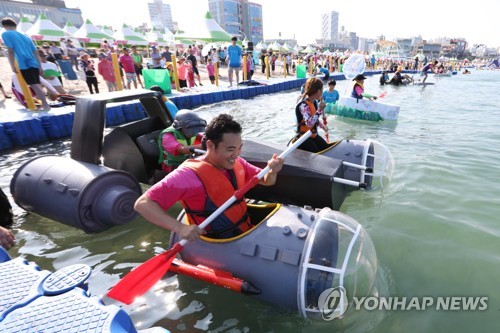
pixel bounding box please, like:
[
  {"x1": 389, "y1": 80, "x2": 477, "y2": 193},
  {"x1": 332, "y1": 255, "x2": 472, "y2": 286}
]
[{"x1": 325, "y1": 97, "x2": 400, "y2": 121}]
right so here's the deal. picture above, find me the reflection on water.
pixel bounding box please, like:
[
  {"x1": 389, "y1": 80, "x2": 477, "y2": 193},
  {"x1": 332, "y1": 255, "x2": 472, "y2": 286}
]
[{"x1": 2, "y1": 70, "x2": 500, "y2": 332}]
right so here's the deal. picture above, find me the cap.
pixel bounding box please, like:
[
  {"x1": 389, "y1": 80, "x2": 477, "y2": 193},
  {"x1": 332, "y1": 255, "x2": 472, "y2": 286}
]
[
  {"x1": 353, "y1": 74, "x2": 367, "y2": 81},
  {"x1": 98, "y1": 52, "x2": 107, "y2": 59}
]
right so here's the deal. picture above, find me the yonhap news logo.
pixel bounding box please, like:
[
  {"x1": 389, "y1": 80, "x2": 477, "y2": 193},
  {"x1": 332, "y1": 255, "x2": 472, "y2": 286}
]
[
  {"x1": 318, "y1": 287, "x2": 348, "y2": 320},
  {"x1": 318, "y1": 290, "x2": 488, "y2": 321}
]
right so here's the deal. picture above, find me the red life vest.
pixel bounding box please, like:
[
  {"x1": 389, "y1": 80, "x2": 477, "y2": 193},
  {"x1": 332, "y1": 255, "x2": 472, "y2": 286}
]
[{"x1": 181, "y1": 159, "x2": 252, "y2": 238}]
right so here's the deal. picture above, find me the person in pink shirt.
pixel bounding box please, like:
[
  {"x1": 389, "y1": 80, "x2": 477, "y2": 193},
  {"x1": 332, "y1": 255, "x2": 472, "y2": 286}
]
[
  {"x1": 119, "y1": 47, "x2": 138, "y2": 89},
  {"x1": 158, "y1": 109, "x2": 206, "y2": 173},
  {"x1": 206, "y1": 58, "x2": 215, "y2": 84},
  {"x1": 135, "y1": 114, "x2": 285, "y2": 240},
  {"x1": 177, "y1": 56, "x2": 188, "y2": 89},
  {"x1": 186, "y1": 60, "x2": 196, "y2": 88},
  {"x1": 97, "y1": 53, "x2": 117, "y2": 92}
]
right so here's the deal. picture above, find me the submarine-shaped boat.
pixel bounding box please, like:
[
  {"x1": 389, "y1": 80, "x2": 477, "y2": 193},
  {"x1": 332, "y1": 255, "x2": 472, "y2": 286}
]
[{"x1": 170, "y1": 202, "x2": 378, "y2": 319}]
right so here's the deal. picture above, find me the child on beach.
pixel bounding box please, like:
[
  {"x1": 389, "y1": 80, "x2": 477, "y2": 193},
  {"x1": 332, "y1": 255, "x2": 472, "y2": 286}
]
[
  {"x1": 207, "y1": 58, "x2": 216, "y2": 84},
  {"x1": 186, "y1": 60, "x2": 196, "y2": 88}
]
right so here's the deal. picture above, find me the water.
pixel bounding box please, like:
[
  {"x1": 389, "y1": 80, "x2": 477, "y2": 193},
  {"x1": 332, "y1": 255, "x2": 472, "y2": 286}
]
[{"x1": 2, "y1": 71, "x2": 500, "y2": 332}]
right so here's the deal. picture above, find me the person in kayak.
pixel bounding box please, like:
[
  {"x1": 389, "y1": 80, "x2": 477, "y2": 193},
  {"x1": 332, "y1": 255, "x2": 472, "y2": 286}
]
[
  {"x1": 352, "y1": 74, "x2": 378, "y2": 100},
  {"x1": 135, "y1": 114, "x2": 284, "y2": 240},
  {"x1": 157, "y1": 109, "x2": 206, "y2": 174},
  {"x1": 295, "y1": 77, "x2": 329, "y2": 153}
]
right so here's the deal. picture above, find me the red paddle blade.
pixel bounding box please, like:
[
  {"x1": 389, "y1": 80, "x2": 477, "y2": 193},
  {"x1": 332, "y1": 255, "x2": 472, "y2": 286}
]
[{"x1": 107, "y1": 243, "x2": 183, "y2": 304}]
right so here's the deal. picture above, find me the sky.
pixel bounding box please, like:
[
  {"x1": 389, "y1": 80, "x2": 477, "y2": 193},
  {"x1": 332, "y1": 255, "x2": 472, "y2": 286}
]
[{"x1": 64, "y1": 0, "x2": 499, "y2": 47}]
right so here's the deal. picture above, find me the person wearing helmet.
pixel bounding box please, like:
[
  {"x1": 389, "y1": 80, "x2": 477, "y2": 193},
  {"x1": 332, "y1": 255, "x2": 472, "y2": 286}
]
[
  {"x1": 136, "y1": 114, "x2": 285, "y2": 240},
  {"x1": 158, "y1": 109, "x2": 207, "y2": 173}
]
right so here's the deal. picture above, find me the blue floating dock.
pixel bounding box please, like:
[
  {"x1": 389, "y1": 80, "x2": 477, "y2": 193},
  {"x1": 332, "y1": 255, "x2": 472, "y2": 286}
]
[
  {"x1": 0, "y1": 73, "x2": 380, "y2": 151},
  {"x1": 0, "y1": 247, "x2": 170, "y2": 333}
]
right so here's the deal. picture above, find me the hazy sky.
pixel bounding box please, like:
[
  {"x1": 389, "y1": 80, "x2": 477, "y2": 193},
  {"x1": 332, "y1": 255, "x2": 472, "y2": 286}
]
[{"x1": 64, "y1": 0, "x2": 499, "y2": 47}]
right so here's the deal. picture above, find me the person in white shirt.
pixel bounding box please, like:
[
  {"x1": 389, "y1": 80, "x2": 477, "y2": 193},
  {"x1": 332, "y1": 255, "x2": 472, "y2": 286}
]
[{"x1": 38, "y1": 50, "x2": 66, "y2": 94}]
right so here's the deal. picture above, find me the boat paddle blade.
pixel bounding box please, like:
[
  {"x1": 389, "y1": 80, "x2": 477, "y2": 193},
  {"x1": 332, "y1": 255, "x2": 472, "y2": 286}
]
[{"x1": 106, "y1": 242, "x2": 184, "y2": 304}]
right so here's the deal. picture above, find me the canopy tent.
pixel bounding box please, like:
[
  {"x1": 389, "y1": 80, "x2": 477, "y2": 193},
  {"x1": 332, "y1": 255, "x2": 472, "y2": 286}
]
[
  {"x1": 175, "y1": 11, "x2": 232, "y2": 43},
  {"x1": 147, "y1": 27, "x2": 167, "y2": 47},
  {"x1": 254, "y1": 41, "x2": 266, "y2": 51},
  {"x1": 163, "y1": 27, "x2": 174, "y2": 43},
  {"x1": 60, "y1": 21, "x2": 82, "y2": 48},
  {"x1": 300, "y1": 45, "x2": 315, "y2": 54},
  {"x1": 113, "y1": 24, "x2": 149, "y2": 46},
  {"x1": 282, "y1": 42, "x2": 292, "y2": 52},
  {"x1": 26, "y1": 13, "x2": 67, "y2": 41},
  {"x1": 62, "y1": 20, "x2": 77, "y2": 35},
  {"x1": 267, "y1": 41, "x2": 283, "y2": 52},
  {"x1": 73, "y1": 19, "x2": 114, "y2": 44},
  {"x1": 17, "y1": 17, "x2": 33, "y2": 34},
  {"x1": 102, "y1": 26, "x2": 115, "y2": 39},
  {"x1": 242, "y1": 37, "x2": 249, "y2": 48}
]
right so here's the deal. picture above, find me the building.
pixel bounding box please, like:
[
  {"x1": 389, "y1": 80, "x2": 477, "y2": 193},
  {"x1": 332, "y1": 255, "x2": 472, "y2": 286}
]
[
  {"x1": 320, "y1": 11, "x2": 339, "y2": 45},
  {"x1": 0, "y1": 0, "x2": 83, "y2": 27},
  {"x1": 147, "y1": 0, "x2": 173, "y2": 31},
  {"x1": 208, "y1": 0, "x2": 263, "y2": 44}
]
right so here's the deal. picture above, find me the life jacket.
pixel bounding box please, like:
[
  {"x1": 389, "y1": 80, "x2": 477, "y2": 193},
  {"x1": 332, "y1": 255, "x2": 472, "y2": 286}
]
[
  {"x1": 351, "y1": 82, "x2": 364, "y2": 99},
  {"x1": 158, "y1": 127, "x2": 193, "y2": 167},
  {"x1": 181, "y1": 159, "x2": 252, "y2": 238},
  {"x1": 296, "y1": 99, "x2": 319, "y2": 138}
]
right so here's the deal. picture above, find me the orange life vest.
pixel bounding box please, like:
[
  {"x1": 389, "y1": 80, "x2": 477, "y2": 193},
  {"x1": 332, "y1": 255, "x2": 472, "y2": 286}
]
[
  {"x1": 181, "y1": 159, "x2": 252, "y2": 238},
  {"x1": 298, "y1": 99, "x2": 318, "y2": 138}
]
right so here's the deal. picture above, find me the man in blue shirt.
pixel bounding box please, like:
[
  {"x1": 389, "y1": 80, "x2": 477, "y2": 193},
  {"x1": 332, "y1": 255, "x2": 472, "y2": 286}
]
[
  {"x1": 1, "y1": 17, "x2": 50, "y2": 110},
  {"x1": 226, "y1": 36, "x2": 242, "y2": 87}
]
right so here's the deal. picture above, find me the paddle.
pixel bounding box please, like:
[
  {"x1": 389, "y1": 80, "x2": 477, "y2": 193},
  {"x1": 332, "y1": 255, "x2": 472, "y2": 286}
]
[
  {"x1": 378, "y1": 91, "x2": 388, "y2": 99},
  {"x1": 106, "y1": 130, "x2": 313, "y2": 304}
]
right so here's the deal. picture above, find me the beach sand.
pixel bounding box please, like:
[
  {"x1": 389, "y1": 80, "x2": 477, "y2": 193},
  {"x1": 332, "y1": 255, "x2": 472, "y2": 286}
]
[{"x1": 0, "y1": 56, "x2": 283, "y2": 113}]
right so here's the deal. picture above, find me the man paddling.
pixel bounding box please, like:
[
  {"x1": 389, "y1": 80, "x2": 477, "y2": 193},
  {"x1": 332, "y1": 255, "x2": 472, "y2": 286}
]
[{"x1": 135, "y1": 114, "x2": 284, "y2": 240}]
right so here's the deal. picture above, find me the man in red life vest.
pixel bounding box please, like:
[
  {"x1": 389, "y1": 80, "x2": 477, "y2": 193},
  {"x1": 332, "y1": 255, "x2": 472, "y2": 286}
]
[{"x1": 135, "y1": 114, "x2": 284, "y2": 240}]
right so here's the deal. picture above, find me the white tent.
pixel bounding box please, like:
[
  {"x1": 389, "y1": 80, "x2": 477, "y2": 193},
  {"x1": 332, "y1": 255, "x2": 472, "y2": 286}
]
[
  {"x1": 73, "y1": 19, "x2": 114, "y2": 44},
  {"x1": 62, "y1": 21, "x2": 77, "y2": 35},
  {"x1": 17, "y1": 17, "x2": 33, "y2": 34},
  {"x1": 175, "y1": 11, "x2": 232, "y2": 43},
  {"x1": 113, "y1": 24, "x2": 149, "y2": 46},
  {"x1": 26, "y1": 13, "x2": 67, "y2": 41},
  {"x1": 102, "y1": 26, "x2": 115, "y2": 38},
  {"x1": 147, "y1": 27, "x2": 167, "y2": 47}
]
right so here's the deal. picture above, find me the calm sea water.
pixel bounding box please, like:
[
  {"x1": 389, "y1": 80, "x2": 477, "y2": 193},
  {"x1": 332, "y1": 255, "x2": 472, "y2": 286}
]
[{"x1": 1, "y1": 70, "x2": 499, "y2": 332}]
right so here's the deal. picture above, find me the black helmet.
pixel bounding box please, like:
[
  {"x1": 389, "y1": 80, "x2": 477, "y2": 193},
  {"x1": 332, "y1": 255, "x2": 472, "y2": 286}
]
[{"x1": 173, "y1": 110, "x2": 207, "y2": 138}]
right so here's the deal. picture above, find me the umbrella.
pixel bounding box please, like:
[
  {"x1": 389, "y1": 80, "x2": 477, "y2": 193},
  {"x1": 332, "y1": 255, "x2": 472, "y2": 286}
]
[
  {"x1": 175, "y1": 11, "x2": 232, "y2": 43},
  {"x1": 113, "y1": 24, "x2": 148, "y2": 46},
  {"x1": 17, "y1": 17, "x2": 33, "y2": 34},
  {"x1": 73, "y1": 19, "x2": 115, "y2": 44},
  {"x1": 26, "y1": 13, "x2": 66, "y2": 41}
]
